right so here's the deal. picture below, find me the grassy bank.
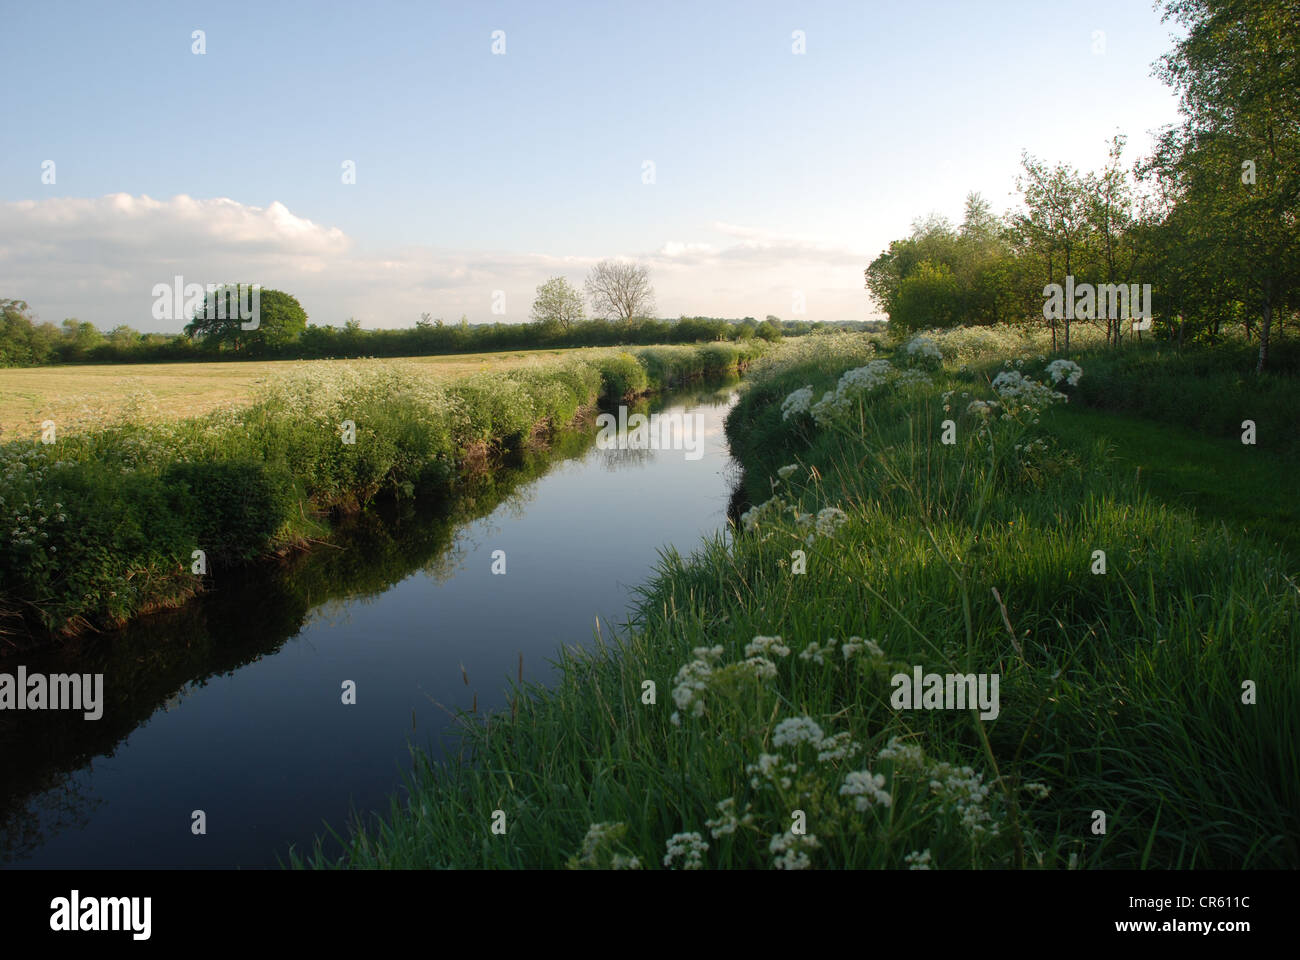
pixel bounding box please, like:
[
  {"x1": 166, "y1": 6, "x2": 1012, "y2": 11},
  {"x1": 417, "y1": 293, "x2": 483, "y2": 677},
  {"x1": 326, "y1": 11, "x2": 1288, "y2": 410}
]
[
  {"x1": 0, "y1": 341, "x2": 762, "y2": 643},
  {"x1": 301, "y1": 331, "x2": 1297, "y2": 869}
]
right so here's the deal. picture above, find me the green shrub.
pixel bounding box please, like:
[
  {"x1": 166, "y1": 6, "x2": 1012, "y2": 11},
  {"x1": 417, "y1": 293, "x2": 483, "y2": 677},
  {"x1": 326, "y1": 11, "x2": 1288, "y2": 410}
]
[
  {"x1": 162, "y1": 460, "x2": 297, "y2": 562},
  {"x1": 597, "y1": 352, "x2": 650, "y2": 399}
]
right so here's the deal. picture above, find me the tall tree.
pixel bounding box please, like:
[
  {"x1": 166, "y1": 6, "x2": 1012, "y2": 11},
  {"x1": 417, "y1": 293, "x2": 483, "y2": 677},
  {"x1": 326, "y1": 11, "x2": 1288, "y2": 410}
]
[
  {"x1": 1014, "y1": 153, "x2": 1093, "y2": 352},
  {"x1": 1153, "y1": 0, "x2": 1300, "y2": 372},
  {"x1": 529, "y1": 276, "x2": 586, "y2": 329},
  {"x1": 1086, "y1": 136, "x2": 1138, "y2": 346},
  {"x1": 184, "y1": 287, "x2": 308, "y2": 355},
  {"x1": 584, "y1": 260, "x2": 654, "y2": 322}
]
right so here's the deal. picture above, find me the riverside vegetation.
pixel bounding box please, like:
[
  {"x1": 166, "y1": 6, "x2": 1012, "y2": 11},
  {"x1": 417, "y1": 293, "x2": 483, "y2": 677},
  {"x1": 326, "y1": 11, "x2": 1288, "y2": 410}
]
[
  {"x1": 0, "y1": 341, "x2": 762, "y2": 643},
  {"x1": 300, "y1": 328, "x2": 1298, "y2": 870}
]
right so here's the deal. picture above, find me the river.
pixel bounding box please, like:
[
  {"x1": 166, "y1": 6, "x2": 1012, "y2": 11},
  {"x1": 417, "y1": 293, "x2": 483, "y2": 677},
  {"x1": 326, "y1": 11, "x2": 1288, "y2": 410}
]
[{"x1": 0, "y1": 381, "x2": 740, "y2": 867}]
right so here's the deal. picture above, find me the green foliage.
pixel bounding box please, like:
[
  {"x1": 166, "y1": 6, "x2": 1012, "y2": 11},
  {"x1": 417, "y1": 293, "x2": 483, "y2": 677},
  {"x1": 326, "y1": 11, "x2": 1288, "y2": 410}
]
[
  {"x1": 162, "y1": 460, "x2": 297, "y2": 562},
  {"x1": 0, "y1": 312, "x2": 837, "y2": 367},
  {"x1": 865, "y1": 3, "x2": 1300, "y2": 368},
  {"x1": 303, "y1": 334, "x2": 1297, "y2": 869},
  {"x1": 529, "y1": 276, "x2": 586, "y2": 329},
  {"x1": 184, "y1": 287, "x2": 309, "y2": 356},
  {"x1": 894, "y1": 260, "x2": 962, "y2": 331},
  {"x1": 596, "y1": 352, "x2": 650, "y2": 400}
]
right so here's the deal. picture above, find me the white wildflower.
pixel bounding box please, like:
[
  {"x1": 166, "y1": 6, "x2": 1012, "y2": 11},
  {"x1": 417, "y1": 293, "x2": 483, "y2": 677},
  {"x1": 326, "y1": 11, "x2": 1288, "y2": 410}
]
[
  {"x1": 840, "y1": 769, "x2": 892, "y2": 810},
  {"x1": 745, "y1": 635, "x2": 791, "y2": 658},
  {"x1": 781, "y1": 386, "x2": 814, "y2": 421},
  {"x1": 814, "y1": 506, "x2": 849, "y2": 538},
  {"x1": 769, "y1": 831, "x2": 820, "y2": 870},
  {"x1": 704, "y1": 797, "x2": 755, "y2": 838},
  {"x1": 662, "y1": 832, "x2": 708, "y2": 870},
  {"x1": 1044, "y1": 359, "x2": 1083, "y2": 387},
  {"x1": 815, "y1": 731, "x2": 859, "y2": 763},
  {"x1": 772, "y1": 716, "x2": 825, "y2": 748}
]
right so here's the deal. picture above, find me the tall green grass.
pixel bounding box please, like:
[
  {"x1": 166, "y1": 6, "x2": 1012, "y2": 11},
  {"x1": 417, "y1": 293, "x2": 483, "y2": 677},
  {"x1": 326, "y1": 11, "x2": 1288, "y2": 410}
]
[{"x1": 300, "y1": 333, "x2": 1298, "y2": 870}]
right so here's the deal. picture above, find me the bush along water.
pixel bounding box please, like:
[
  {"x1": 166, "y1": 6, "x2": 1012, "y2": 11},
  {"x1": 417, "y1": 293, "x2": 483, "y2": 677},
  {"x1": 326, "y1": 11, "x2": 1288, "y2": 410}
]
[
  {"x1": 0, "y1": 341, "x2": 762, "y2": 643},
  {"x1": 300, "y1": 331, "x2": 1297, "y2": 869}
]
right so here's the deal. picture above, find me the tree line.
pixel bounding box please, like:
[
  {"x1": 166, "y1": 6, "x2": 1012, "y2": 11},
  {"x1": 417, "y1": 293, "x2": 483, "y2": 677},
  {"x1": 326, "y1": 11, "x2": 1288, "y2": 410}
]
[
  {"x1": 1, "y1": 257, "x2": 829, "y2": 366},
  {"x1": 865, "y1": 0, "x2": 1298, "y2": 372}
]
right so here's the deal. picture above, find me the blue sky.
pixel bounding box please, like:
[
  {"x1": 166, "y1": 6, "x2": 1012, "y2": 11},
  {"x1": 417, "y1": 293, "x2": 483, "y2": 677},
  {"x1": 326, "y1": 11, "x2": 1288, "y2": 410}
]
[{"x1": 0, "y1": 0, "x2": 1185, "y2": 330}]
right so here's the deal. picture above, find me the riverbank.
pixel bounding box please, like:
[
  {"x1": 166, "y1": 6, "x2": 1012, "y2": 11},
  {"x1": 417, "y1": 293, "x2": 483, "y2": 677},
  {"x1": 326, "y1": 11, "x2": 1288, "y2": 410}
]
[
  {"x1": 301, "y1": 330, "x2": 1298, "y2": 869},
  {"x1": 0, "y1": 341, "x2": 763, "y2": 646}
]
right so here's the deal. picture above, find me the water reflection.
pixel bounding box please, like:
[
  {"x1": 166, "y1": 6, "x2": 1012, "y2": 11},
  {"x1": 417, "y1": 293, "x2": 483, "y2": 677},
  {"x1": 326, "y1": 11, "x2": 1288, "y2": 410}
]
[{"x1": 0, "y1": 381, "x2": 740, "y2": 866}]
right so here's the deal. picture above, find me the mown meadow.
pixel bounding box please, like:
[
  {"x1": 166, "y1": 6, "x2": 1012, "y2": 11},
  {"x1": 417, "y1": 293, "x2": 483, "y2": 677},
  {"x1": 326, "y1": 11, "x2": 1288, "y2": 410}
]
[
  {"x1": 0, "y1": 347, "x2": 604, "y2": 438},
  {"x1": 0, "y1": 341, "x2": 762, "y2": 642},
  {"x1": 299, "y1": 327, "x2": 1298, "y2": 870}
]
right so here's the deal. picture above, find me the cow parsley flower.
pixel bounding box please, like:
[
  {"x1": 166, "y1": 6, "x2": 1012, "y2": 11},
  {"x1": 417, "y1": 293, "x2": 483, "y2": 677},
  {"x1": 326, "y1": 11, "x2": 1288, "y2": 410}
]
[
  {"x1": 773, "y1": 716, "x2": 826, "y2": 748},
  {"x1": 704, "y1": 797, "x2": 755, "y2": 838},
  {"x1": 1044, "y1": 359, "x2": 1083, "y2": 386},
  {"x1": 814, "y1": 506, "x2": 849, "y2": 538},
  {"x1": 841, "y1": 769, "x2": 892, "y2": 810},
  {"x1": 782, "y1": 386, "x2": 814, "y2": 420},
  {"x1": 905, "y1": 335, "x2": 943, "y2": 366},
  {"x1": 815, "y1": 731, "x2": 859, "y2": 763},
  {"x1": 745, "y1": 635, "x2": 791, "y2": 658},
  {"x1": 798, "y1": 640, "x2": 837, "y2": 665},
  {"x1": 905, "y1": 849, "x2": 933, "y2": 870},
  {"x1": 747, "y1": 752, "x2": 799, "y2": 790},
  {"x1": 740, "y1": 655, "x2": 779, "y2": 680},
  {"x1": 663, "y1": 832, "x2": 708, "y2": 870},
  {"x1": 1023, "y1": 781, "x2": 1051, "y2": 800},
  {"x1": 769, "y1": 831, "x2": 820, "y2": 870},
  {"x1": 669, "y1": 646, "x2": 724, "y2": 724},
  {"x1": 877, "y1": 736, "x2": 926, "y2": 769},
  {"x1": 990, "y1": 371, "x2": 1066, "y2": 413}
]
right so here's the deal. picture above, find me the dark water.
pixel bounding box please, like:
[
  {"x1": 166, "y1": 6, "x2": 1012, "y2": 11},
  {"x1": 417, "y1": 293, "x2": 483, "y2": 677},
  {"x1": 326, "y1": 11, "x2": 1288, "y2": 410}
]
[{"x1": 0, "y1": 383, "x2": 740, "y2": 867}]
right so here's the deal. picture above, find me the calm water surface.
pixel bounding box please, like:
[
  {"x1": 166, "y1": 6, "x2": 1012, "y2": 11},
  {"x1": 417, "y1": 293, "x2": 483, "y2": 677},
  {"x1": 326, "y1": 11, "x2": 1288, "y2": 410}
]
[{"x1": 0, "y1": 384, "x2": 740, "y2": 867}]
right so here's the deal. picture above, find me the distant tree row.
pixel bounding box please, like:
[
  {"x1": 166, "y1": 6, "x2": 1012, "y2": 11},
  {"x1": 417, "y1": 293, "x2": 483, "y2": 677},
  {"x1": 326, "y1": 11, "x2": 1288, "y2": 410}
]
[
  {"x1": 2, "y1": 253, "x2": 895, "y2": 366},
  {"x1": 1, "y1": 296, "x2": 881, "y2": 367},
  {"x1": 865, "y1": 0, "x2": 1299, "y2": 372}
]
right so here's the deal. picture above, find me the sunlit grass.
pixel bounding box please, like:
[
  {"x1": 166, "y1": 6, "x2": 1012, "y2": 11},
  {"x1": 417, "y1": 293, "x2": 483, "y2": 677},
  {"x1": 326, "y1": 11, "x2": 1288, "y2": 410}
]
[{"x1": 298, "y1": 333, "x2": 1298, "y2": 870}]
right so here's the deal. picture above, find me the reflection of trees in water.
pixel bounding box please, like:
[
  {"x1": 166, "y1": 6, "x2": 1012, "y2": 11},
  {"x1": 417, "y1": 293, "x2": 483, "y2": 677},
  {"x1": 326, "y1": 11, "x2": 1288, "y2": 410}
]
[
  {"x1": 598, "y1": 446, "x2": 657, "y2": 471},
  {"x1": 0, "y1": 768, "x2": 101, "y2": 862},
  {"x1": 0, "y1": 410, "x2": 605, "y2": 861}
]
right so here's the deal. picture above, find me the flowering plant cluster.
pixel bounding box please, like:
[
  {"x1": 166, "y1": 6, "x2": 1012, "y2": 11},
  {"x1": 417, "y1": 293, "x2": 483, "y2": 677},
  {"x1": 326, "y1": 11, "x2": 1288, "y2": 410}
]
[{"x1": 903, "y1": 335, "x2": 943, "y2": 370}]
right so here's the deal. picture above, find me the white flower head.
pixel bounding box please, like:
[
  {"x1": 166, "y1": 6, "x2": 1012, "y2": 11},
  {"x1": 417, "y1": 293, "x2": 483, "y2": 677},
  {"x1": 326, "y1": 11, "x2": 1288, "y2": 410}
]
[
  {"x1": 773, "y1": 715, "x2": 826, "y2": 749},
  {"x1": 662, "y1": 831, "x2": 709, "y2": 870},
  {"x1": 841, "y1": 769, "x2": 892, "y2": 810}
]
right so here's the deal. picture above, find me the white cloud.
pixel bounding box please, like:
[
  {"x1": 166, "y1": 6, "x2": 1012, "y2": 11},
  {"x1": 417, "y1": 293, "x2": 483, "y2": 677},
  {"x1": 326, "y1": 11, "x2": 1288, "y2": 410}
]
[{"x1": 0, "y1": 195, "x2": 879, "y2": 330}]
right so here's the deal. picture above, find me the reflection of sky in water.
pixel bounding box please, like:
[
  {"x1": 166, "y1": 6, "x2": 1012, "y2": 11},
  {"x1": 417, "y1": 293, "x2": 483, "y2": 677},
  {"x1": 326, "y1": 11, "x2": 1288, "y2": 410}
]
[{"x1": 2, "y1": 392, "x2": 739, "y2": 867}]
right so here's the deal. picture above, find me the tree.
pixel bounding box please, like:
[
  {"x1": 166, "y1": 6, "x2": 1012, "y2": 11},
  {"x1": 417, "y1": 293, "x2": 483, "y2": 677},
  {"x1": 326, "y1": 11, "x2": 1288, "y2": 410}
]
[
  {"x1": 529, "y1": 276, "x2": 586, "y2": 329},
  {"x1": 893, "y1": 260, "x2": 962, "y2": 332},
  {"x1": 1014, "y1": 153, "x2": 1093, "y2": 352},
  {"x1": 960, "y1": 192, "x2": 999, "y2": 242},
  {"x1": 184, "y1": 287, "x2": 308, "y2": 355},
  {"x1": 1085, "y1": 136, "x2": 1139, "y2": 346},
  {"x1": 1151, "y1": 0, "x2": 1300, "y2": 372},
  {"x1": 60, "y1": 318, "x2": 104, "y2": 362},
  {"x1": 584, "y1": 260, "x2": 654, "y2": 322}
]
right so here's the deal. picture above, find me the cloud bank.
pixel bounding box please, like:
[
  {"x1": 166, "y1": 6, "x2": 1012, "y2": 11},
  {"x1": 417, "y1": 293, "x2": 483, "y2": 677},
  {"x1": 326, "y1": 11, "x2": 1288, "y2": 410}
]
[{"x1": 0, "y1": 195, "x2": 879, "y2": 331}]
